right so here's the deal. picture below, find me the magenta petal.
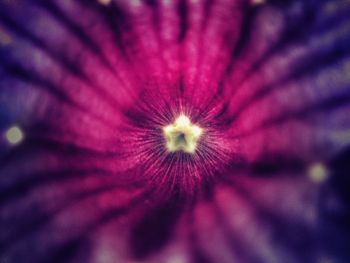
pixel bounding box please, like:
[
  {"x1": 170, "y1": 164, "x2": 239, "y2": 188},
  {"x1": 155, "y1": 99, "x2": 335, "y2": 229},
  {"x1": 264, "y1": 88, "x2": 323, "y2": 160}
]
[{"x1": 0, "y1": 0, "x2": 350, "y2": 262}]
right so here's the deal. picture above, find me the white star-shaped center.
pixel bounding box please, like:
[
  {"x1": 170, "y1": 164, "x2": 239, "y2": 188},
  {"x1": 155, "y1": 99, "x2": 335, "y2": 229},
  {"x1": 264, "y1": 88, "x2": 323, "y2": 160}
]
[{"x1": 163, "y1": 115, "x2": 203, "y2": 154}]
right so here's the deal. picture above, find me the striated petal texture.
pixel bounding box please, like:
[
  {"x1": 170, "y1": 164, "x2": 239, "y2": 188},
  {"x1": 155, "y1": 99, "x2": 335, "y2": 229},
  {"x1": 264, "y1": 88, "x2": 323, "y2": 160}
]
[{"x1": 0, "y1": 0, "x2": 350, "y2": 262}]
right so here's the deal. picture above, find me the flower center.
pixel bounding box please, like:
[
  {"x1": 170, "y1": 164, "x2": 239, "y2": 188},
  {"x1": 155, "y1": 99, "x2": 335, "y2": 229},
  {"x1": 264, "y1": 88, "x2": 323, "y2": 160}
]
[{"x1": 163, "y1": 115, "x2": 203, "y2": 154}]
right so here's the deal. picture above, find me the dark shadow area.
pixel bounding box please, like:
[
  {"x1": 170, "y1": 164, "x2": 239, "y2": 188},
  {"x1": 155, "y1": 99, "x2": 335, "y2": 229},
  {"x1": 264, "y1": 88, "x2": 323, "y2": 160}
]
[{"x1": 130, "y1": 193, "x2": 184, "y2": 259}]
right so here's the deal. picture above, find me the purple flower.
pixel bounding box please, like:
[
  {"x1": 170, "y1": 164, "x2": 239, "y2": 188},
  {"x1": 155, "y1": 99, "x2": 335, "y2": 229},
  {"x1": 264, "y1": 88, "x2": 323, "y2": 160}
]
[{"x1": 0, "y1": 0, "x2": 349, "y2": 262}]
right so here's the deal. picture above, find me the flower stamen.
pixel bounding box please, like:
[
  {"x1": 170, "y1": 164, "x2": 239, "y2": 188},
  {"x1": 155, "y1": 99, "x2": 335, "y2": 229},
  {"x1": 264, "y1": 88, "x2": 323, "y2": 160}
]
[{"x1": 163, "y1": 115, "x2": 203, "y2": 154}]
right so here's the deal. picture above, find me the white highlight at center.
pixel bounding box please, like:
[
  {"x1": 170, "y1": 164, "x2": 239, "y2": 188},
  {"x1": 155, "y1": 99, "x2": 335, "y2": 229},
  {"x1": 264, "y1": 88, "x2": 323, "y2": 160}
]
[
  {"x1": 251, "y1": 0, "x2": 266, "y2": 6},
  {"x1": 130, "y1": 0, "x2": 141, "y2": 8},
  {"x1": 163, "y1": 114, "x2": 203, "y2": 154},
  {"x1": 5, "y1": 126, "x2": 24, "y2": 145},
  {"x1": 97, "y1": 0, "x2": 112, "y2": 6},
  {"x1": 163, "y1": 0, "x2": 171, "y2": 6},
  {"x1": 308, "y1": 163, "x2": 328, "y2": 183}
]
